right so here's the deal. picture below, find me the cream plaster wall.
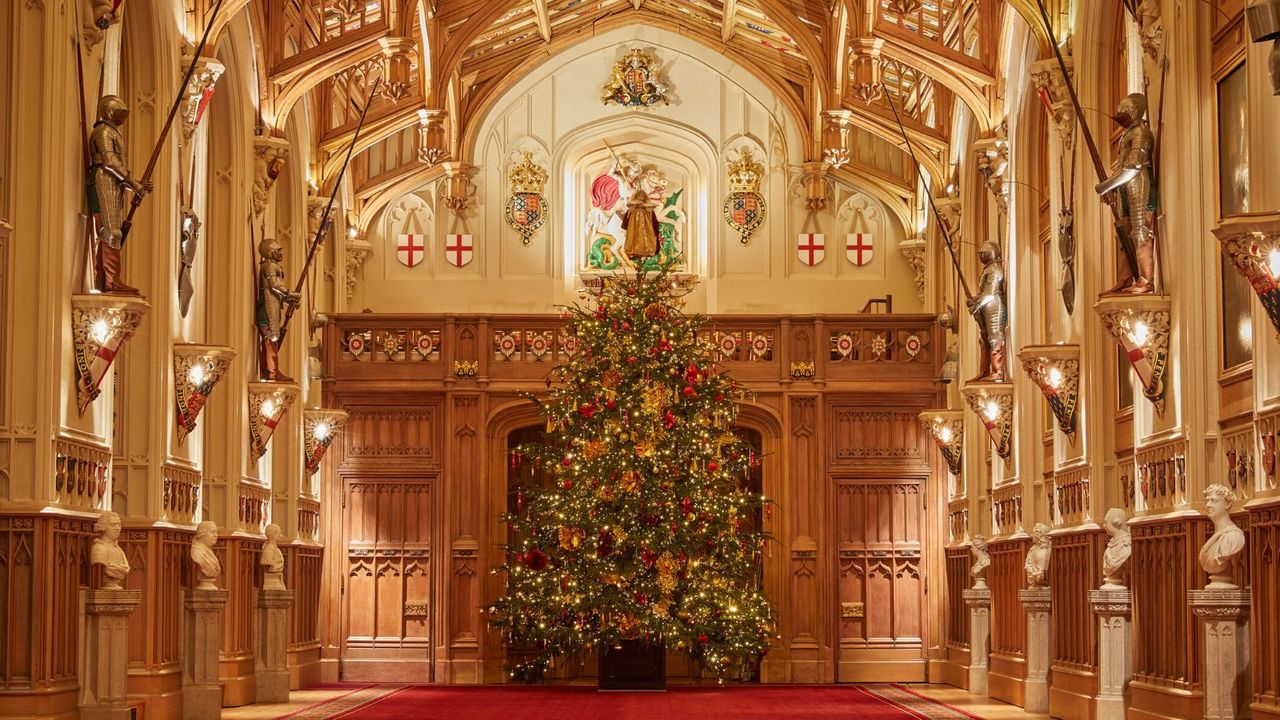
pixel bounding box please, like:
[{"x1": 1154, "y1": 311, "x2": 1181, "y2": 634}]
[{"x1": 350, "y1": 25, "x2": 927, "y2": 316}]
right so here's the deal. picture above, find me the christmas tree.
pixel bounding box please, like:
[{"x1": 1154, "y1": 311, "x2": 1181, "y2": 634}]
[{"x1": 490, "y1": 264, "x2": 774, "y2": 682}]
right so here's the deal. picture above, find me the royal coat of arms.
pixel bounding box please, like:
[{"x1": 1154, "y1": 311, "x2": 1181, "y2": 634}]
[
  {"x1": 722, "y1": 149, "x2": 766, "y2": 244},
  {"x1": 602, "y1": 49, "x2": 670, "y2": 107},
  {"x1": 505, "y1": 151, "x2": 548, "y2": 245}
]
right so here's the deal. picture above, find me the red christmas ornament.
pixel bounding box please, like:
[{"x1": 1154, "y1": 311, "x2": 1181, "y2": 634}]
[
  {"x1": 523, "y1": 549, "x2": 548, "y2": 571},
  {"x1": 707, "y1": 461, "x2": 719, "y2": 472},
  {"x1": 713, "y1": 393, "x2": 724, "y2": 402},
  {"x1": 682, "y1": 385, "x2": 696, "y2": 397},
  {"x1": 516, "y1": 490, "x2": 524, "y2": 512},
  {"x1": 606, "y1": 399, "x2": 616, "y2": 409},
  {"x1": 641, "y1": 548, "x2": 658, "y2": 567},
  {"x1": 621, "y1": 322, "x2": 630, "y2": 331},
  {"x1": 663, "y1": 410, "x2": 677, "y2": 429},
  {"x1": 680, "y1": 496, "x2": 693, "y2": 515},
  {"x1": 561, "y1": 456, "x2": 572, "y2": 466},
  {"x1": 562, "y1": 479, "x2": 574, "y2": 489},
  {"x1": 698, "y1": 634, "x2": 709, "y2": 643},
  {"x1": 634, "y1": 591, "x2": 648, "y2": 605},
  {"x1": 627, "y1": 356, "x2": 637, "y2": 363},
  {"x1": 597, "y1": 530, "x2": 615, "y2": 558},
  {"x1": 579, "y1": 404, "x2": 596, "y2": 418}
]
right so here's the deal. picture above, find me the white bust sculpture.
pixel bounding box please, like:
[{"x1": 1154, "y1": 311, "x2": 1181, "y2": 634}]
[
  {"x1": 970, "y1": 534, "x2": 990, "y2": 589},
  {"x1": 1024, "y1": 522, "x2": 1052, "y2": 588},
  {"x1": 1199, "y1": 484, "x2": 1246, "y2": 589},
  {"x1": 261, "y1": 522, "x2": 286, "y2": 590},
  {"x1": 90, "y1": 511, "x2": 130, "y2": 590},
  {"x1": 1100, "y1": 507, "x2": 1132, "y2": 590},
  {"x1": 191, "y1": 520, "x2": 222, "y2": 591}
]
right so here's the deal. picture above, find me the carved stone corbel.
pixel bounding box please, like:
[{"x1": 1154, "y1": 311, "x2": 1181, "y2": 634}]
[
  {"x1": 793, "y1": 161, "x2": 831, "y2": 214},
  {"x1": 821, "y1": 109, "x2": 854, "y2": 169},
  {"x1": 962, "y1": 382, "x2": 1014, "y2": 459},
  {"x1": 935, "y1": 196, "x2": 962, "y2": 241},
  {"x1": 179, "y1": 55, "x2": 225, "y2": 144},
  {"x1": 1029, "y1": 56, "x2": 1074, "y2": 151},
  {"x1": 1094, "y1": 295, "x2": 1171, "y2": 416},
  {"x1": 345, "y1": 230, "x2": 372, "y2": 308},
  {"x1": 252, "y1": 136, "x2": 290, "y2": 218},
  {"x1": 248, "y1": 381, "x2": 298, "y2": 462},
  {"x1": 417, "y1": 109, "x2": 449, "y2": 166},
  {"x1": 378, "y1": 37, "x2": 417, "y2": 102},
  {"x1": 1133, "y1": 0, "x2": 1164, "y2": 61},
  {"x1": 848, "y1": 38, "x2": 885, "y2": 104},
  {"x1": 974, "y1": 134, "x2": 1009, "y2": 220},
  {"x1": 441, "y1": 161, "x2": 477, "y2": 214},
  {"x1": 898, "y1": 236, "x2": 926, "y2": 303}
]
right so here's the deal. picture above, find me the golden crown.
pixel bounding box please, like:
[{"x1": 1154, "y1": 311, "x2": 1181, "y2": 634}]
[
  {"x1": 508, "y1": 151, "x2": 548, "y2": 194},
  {"x1": 726, "y1": 149, "x2": 764, "y2": 193}
]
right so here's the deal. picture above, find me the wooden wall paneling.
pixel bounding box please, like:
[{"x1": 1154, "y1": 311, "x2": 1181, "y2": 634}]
[
  {"x1": 942, "y1": 546, "x2": 971, "y2": 689},
  {"x1": 786, "y1": 395, "x2": 824, "y2": 683},
  {"x1": 286, "y1": 545, "x2": 324, "y2": 689},
  {"x1": 1128, "y1": 517, "x2": 1205, "y2": 720},
  {"x1": 121, "y1": 528, "x2": 190, "y2": 718},
  {"x1": 217, "y1": 537, "x2": 262, "y2": 707},
  {"x1": 446, "y1": 393, "x2": 483, "y2": 683},
  {"x1": 987, "y1": 537, "x2": 1028, "y2": 707},
  {"x1": 1048, "y1": 528, "x2": 1103, "y2": 720},
  {"x1": 1252, "y1": 499, "x2": 1280, "y2": 718}
]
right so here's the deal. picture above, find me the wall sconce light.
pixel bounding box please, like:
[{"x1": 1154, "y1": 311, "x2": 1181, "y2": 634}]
[
  {"x1": 248, "y1": 381, "x2": 299, "y2": 462},
  {"x1": 961, "y1": 382, "x2": 1013, "y2": 459},
  {"x1": 1213, "y1": 213, "x2": 1280, "y2": 338},
  {"x1": 303, "y1": 408, "x2": 348, "y2": 476},
  {"x1": 918, "y1": 409, "x2": 965, "y2": 475},
  {"x1": 821, "y1": 109, "x2": 853, "y2": 169},
  {"x1": 72, "y1": 294, "x2": 149, "y2": 414},
  {"x1": 1094, "y1": 295, "x2": 1171, "y2": 416},
  {"x1": 174, "y1": 344, "x2": 236, "y2": 443},
  {"x1": 1017, "y1": 343, "x2": 1081, "y2": 444}
]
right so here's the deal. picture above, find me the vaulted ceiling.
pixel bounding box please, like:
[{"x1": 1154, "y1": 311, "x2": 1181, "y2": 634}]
[{"x1": 201, "y1": 0, "x2": 1063, "y2": 224}]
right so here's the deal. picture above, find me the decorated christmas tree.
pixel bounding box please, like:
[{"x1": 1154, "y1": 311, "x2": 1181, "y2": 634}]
[{"x1": 490, "y1": 264, "x2": 774, "y2": 682}]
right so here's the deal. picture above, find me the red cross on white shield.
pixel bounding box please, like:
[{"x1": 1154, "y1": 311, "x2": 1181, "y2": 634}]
[
  {"x1": 846, "y1": 233, "x2": 874, "y2": 266},
  {"x1": 397, "y1": 234, "x2": 425, "y2": 267},
  {"x1": 445, "y1": 234, "x2": 473, "y2": 268},
  {"x1": 797, "y1": 233, "x2": 825, "y2": 266}
]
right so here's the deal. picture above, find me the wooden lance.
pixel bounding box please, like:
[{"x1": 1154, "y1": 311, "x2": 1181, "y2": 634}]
[
  {"x1": 880, "y1": 83, "x2": 975, "y2": 305},
  {"x1": 117, "y1": 0, "x2": 225, "y2": 246},
  {"x1": 277, "y1": 77, "x2": 382, "y2": 344}
]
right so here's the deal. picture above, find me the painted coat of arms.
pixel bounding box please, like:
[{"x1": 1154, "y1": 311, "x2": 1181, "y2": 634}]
[
  {"x1": 584, "y1": 155, "x2": 685, "y2": 271},
  {"x1": 505, "y1": 151, "x2": 548, "y2": 245},
  {"x1": 602, "y1": 49, "x2": 670, "y2": 107},
  {"x1": 722, "y1": 148, "x2": 766, "y2": 244}
]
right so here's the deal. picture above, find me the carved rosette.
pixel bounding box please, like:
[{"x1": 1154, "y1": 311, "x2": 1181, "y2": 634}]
[
  {"x1": 898, "y1": 236, "x2": 926, "y2": 303},
  {"x1": 72, "y1": 294, "x2": 150, "y2": 414},
  {"x1": 248, "y1": 381, "x2": 299, "y2": 462},
  {"x1": 848, "y1": 38, "x2": 885, "y2": 104},
  {"x1": 961, "y1": 382, "x2": 1013, "y2": 459},
  {"x1": 417, "y1": 109, "x2": 449, "y2": 166},
  {"x1": 174, "y1": 344, "x2": 236, "y2": 442},
  {"x1": 821, "y1": 109, "x2": 854, "y2": 169},
  {"x1": 345, "y1": 231, "x2": 372, "y2": 308},
  {"x1": 378, "y1": 37, "x2": 417, "y2": 102},
  {"x1": 179, "y1": 55, "x2": 225, "y2": 143},
  {"x1": 1029, "y1": 57, "x2": 1075, "y2": 151},
  {"x1": 1212, "y1": 213, "x2": 1280, "y2": 340},
  {"x1": 303, "y1": 408, "x2": 348, "y2": 476},
  {"x1": 918, "y1": 409, "x2": 964, "y2": 476},
  {"x1": 1093, "y1": 295, "x2": 1171, "y2": 416},
  {"x1": 1017, "y1": 344, "x2": 1080, "y2": 443},
  {"x1": 252, "y1": 136, "x2": 291, "y2": 218}
]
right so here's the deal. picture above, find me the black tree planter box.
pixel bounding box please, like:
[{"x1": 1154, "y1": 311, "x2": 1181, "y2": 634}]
[{"x1": 598, "y1": 640, "x2": 666, "y2": 690}]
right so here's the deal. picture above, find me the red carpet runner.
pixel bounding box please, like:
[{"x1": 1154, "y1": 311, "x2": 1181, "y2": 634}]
[{"x1": 279, "y1": 684, "x2": 983, "y2": 719}]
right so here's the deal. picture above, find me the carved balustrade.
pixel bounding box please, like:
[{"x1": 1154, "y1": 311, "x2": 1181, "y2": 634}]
[
  {"x1": 1134, "y1": 436, "x2": 1188, "y2": 513},
  {"x1": 53, "y1": 437, "x2": 111, "y2": 512},
  {"x1": 1051, "y1": 464, "x2": 1090, "y2": 527}
]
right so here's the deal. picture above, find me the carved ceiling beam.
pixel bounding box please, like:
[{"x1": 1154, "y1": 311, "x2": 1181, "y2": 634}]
[
  {"x1": 352, "y1": 163, "x2": 447, "y2": 234},
  {"x1": 877, "y1": 30, "x2": 996, "y2": 133},
  {"x1": 531, "y1": 0, "x2": 553, "y2": 42},
  {"x1": 317, "y1": 103, "x2": 423, "y2": 187},
  {"x1": 843, "y1": 103, "x2": 947, "y2": 180},
  {"x1": 270, "y1": 41, "x2": 386, "y2": 132},
  {"x1": 722, "y1": 0, "x2": 740, "y2": 43}
]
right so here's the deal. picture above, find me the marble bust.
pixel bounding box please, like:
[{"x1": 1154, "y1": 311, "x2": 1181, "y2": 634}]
[
  {"x1": 261, "y1": 522, "x2": 286, "y2": 590},
  {"x1": 970, "y1": 534, "x2": 990, "y2": 589},
  {"x1": 1199, "y1": 484, "x2": 1246, "y2": 589},
  {"x1": 1024, "y1": 523, "x2": 1052, "y2": 588},
  {"x1": 1100, "y1": 507, "x2": 1132, "y2": 589},
  {"x1": 90, "y1": 511, "x2": 130, "y2": 590},
  {"x1": 191, "y1": 520, "x2": 222, "y2": 591}
]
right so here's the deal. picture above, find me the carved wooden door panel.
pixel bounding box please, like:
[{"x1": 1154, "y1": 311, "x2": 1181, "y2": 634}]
[
  {"x1": 835, "y1": 478, "x2": 925, "y2": 682},
  {"x1": 342, "y1": 478, "x2": 434, "y2": 681}
]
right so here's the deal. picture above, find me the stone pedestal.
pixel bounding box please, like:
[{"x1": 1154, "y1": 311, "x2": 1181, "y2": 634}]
[
  {"x1": 79, "y1": 588, "x2": 142, "y2": 720},
  {"x1": 1189, "y1": 589, "x2": 1251, "y2": 720},
  {"x1": 963, "y1": 587, "x2": 991, "y2": 695},
  {"x1": 182, "y1": 589, "x2": 228, "y2": 720},
  {"x1": 256, "y1": 588, "x2": 295, "y2": 703},
  {"x1": 1019, "y1": 587, "x2": 1052, "y2": 713},
  {"x1": 1090, "y1": 588, "x2": 1132, "y2": 720}
]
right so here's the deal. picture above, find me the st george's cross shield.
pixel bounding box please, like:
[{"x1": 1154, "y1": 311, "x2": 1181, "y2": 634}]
[
  {"x1": 396, "y1": 234, "x2": 425, "y2": 267},
  {"x1": 846, "y1": 232, "x2": 874, "y2": 266},
  {"x1": 796, "y1": 233, "x2": 825, "y2": 266},
  {"x1": 444, "y1": 234, "x2": 473, "y2": 268}
]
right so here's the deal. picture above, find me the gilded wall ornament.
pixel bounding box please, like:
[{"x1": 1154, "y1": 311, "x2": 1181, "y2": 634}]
[
  {"x1": 601, "y1": 49, "x2": 670, "y2": 107},
  {"x1": 505, "y1": 152, "x2": 548, "y2": 245}
]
